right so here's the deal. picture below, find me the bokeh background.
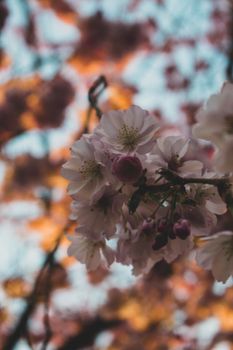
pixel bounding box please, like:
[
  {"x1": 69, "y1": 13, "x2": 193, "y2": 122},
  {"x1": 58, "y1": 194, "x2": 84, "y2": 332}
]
[{"x1": 0, "y1": 0, "x2": 233, "y2": 349}]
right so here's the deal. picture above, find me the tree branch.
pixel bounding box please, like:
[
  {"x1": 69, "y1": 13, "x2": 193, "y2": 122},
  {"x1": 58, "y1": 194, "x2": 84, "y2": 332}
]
[
  {"x1": 57, "y1": 317, "x2": 123, "y2": 350},
  {"x1": 88, "y1": 75, "x2": 108, "y2": 119},
  {"x1": 3, "y1": 223, "x2": 69, "y2": 350}
]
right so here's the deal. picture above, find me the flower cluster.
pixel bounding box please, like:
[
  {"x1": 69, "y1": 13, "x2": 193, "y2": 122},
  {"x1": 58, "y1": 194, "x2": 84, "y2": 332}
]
[{"x1": 62, "y1": 86, "x2": 233, "y2": 283}]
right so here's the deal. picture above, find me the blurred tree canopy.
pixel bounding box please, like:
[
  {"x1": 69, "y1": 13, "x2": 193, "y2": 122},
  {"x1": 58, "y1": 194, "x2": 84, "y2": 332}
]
[{"x1": 0, "y1": 0, "x2": 233, "y2": 349}]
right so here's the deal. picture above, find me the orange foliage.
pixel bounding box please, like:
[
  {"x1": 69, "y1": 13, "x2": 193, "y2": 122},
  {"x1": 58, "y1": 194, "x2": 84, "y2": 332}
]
[
  {"x1": 3, "y1": 278, "x2": 31, "y2": 298},
  {"x1": 28, "y1": 216, "x2": 63, "y2": 251},
  {"x1": 107, "y1": 83, "x2": 136, "y2": 110}
]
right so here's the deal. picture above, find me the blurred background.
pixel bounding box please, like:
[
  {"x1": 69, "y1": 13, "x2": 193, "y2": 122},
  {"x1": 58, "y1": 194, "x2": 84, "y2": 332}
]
[{"x1": 0, "y1": 0, "x2": 233, "y2": 349}]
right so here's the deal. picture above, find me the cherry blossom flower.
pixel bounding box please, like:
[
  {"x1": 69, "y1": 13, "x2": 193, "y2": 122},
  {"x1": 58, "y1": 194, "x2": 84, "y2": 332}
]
[
  {"x1": 70, "y1": 187, "x2": 124, "y2": 239},
  {"x1": 163, "y1": 236, "x2": 193, "y2": 263},
  {"x1": 193, "y1": 82, "x2": 233, "y2": 147},
  {"x1": 214, "y1": 138, "x2": 233, "y2": 173},
  {"x1": 196, "y1": 231, "x2": 233, "y2": 282},
  {"x1": 116, "y1": 228, "x2": 163, "y2": 275},
  {"x1": 67, "y1": 234, "x2": 115, "y2": 271},
  {"x1": 62, "y1": 102, "x2": 232, "y2": 279},
  {"x1": 147, "y1": 136, "x2": 203, "y2": 177},
  {"x1": 178, "y1": 182, "x2": 227, "y2": 233},
  {"x1": 94, "y1": 105, "x2": 159, "y2": 154},
  {"x1": 61, "y1": 135, "x2": 109, "y2": 199}
]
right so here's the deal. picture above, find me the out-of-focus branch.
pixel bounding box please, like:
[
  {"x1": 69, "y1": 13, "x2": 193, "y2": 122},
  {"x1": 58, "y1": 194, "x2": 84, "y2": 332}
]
[
  {"x1": 206, "y1": 331, "x2": 233, "y2": 350},
  {"x1": 80, "y1": 75, "x2": 108, "y2": 135},
  {"x1": 3, "y1": 76, "x2": 108, "y2": 349},
  {"x1": 57, "y1": 317, "x2": 123, "y2": 350},
  {"x1": 40, "y1": 250, "x2": 55, "y2": 350},
  {"x1": 3, "y1": 223, "x2": 70, "y2": 350},
  {"x1": 88, "y1": 75, "x2": 108, "y2": 119}
]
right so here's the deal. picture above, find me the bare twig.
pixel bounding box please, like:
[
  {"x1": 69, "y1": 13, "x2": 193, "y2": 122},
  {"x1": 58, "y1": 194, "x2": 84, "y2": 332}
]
[
  {"x1": 88, "y1": 75, "x2": 108, "y2": 119},
  {"x1": 3, "y1": 224, "x2": 69, "y2": 350},
  {"x1": 57, "y1": 317, "x2": 123, "y2": 350},
  {"x1": 40, "y1": 252, "x2": 55, "y2": 350},
  {"x1": 128, "y1": 168, "x2": 230, "y2": 213}
]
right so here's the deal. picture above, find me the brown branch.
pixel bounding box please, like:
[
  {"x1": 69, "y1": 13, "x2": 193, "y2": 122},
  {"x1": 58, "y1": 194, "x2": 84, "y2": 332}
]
[
  {"x1": 206, "y1": 331, "x2": 233, "y2": 350},
  {"x1": 57, "y1": 317, "x2": 123, "y2": 350},
  {"x1": 3, "y1": 224, "x2": 69, "y2": 350},
  {"x1": 88, "y1": 75, "x2": 108, "y2": 119},
  {"x1": 128, "y1": 168, "x2": 230, "y2": 213},
  {"x1": 40, "y1": 251, "x2": 55, "y2": 350}
]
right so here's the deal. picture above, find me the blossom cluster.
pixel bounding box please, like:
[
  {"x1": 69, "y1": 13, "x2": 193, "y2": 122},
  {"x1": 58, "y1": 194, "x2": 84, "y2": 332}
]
[{"x1": 62, "y1": 84, "x2": 233, "y2": 283}]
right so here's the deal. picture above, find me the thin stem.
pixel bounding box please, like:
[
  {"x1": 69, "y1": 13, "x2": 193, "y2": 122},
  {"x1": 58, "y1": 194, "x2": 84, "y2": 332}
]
[
  {"x1": 151, "y1": 191, "x2": 173, "y2": 218},
  {"x1": 3, "y1": 223, "x2": 70, "y2": 350},
  {"x1": 128, "y1": 168, "x2": 230, "y2": 213},
  {"x1": 152, "y1": 168, "x2": 229, "y2": 189},
  {"x1": 88, "y1": 75, "x2": 108, "y2": 119}
]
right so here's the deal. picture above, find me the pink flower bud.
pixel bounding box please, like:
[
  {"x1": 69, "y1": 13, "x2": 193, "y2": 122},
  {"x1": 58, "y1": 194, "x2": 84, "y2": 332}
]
[
  {"x1": 173, "y1": 219, "x2": 191, "y2": 240},
  {"x1": 157, "y1": 218, "x2": 168, "y2": 233},
  {"x1": 112, "y1": 155, "x2": 143, "y2": 183},
  {"x1": 158, "y1": 218, "x2": 176, "y2": 239},
  {"x1": 142, "y1": 218, "x2": 155, "y2": 235}
]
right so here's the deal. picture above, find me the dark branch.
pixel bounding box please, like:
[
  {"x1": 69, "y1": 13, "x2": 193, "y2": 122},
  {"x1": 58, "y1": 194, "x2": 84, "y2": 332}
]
[
  {"x1": 57, "y1": 317, "x2": 123, "y2": 350},
  {"x1": 88, "y1": 75, "x2": 108, "y2": 119},
  {"x1": 128, "y1": 168, "x2": 230, "y2": 214},
  {"x1": 3, "y1": 225, "x2": 68, "y2": 350}
]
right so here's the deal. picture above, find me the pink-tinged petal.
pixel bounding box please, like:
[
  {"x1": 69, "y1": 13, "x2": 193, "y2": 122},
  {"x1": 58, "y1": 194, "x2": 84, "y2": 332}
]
[
  {"x1": 212, "y1": 254, "x2": 232, "y2": 283},
  {"x1": 94, "y1": 105, "x2": 160, "y2": 153},
  {"x1": 179, "y1": 160, "x2": 203, "y2": 176},
  {"x1": 196, "y1": 231, "x2": 233, "y2": 282},
  {"x1": 205, "y1": 199, "x2": 227, "y2": 215},
  {"x1": 173, "y1": 137, "x2": 189, "y2": 158},
  {"x1": 71, "y1": 137, "x2": 94, "y2": 158},
  {"x1": 67, "y1": 181, "x2": 88, "y2": 196},
  {"x1": 61, "y1": 167, "x2": 82, "y2": 182},
  {"x1": 62, "y1": 157, "x2": 82, "y2": 171},
  {"x1": 136, "y1": 140, "x2": 156, "y2": 154},
  {"x1": 128, "y1": 105, "x2": 147, "y2": 129},
  {"x1": 214, "y1": 139, "x2": 233, "y2": 173},
  {"x1": 106, "y1": 110, "x2": 125, "y2": 131},
  {"x1": 157, "y1": 137, "x2": 172, "y2": 158},
  {"x1": 98, "y1": 115, "x2": 120, "y2": 137},
  {"x1": 196, "y1": 249, "x2": 213, "y2": 270},
  {"x1": 67, "y1": 234, "x2": 102, "y2": 271},
  {"x1": 86, "y1": 248, "x2": 101, "y2": 271},
  {"x1": 192, "y1": 82, "x2": 233, "y2": 145},
  {"x1": 164, "y1": 237, "x2": 193, "y2": 263},
  {"x1": 102, "y1": 245, "x2": 115, "y2": 266}
]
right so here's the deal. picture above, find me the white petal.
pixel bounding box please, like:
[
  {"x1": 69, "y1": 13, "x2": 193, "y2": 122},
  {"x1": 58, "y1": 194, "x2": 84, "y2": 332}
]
[
  {"x1": 205, "y1": 199, "x2": 227, "y2": 215},
  {"x1": 102, "y1": 245, "x2": 115, "y2": 266},
  {"x1": 179, "y1": 160, "x2": 203, "y2": 176}
]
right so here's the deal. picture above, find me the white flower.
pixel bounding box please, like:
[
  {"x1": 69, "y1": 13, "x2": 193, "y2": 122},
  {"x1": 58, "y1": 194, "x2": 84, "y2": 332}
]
[
  {"x1": 214, "y1": 138, "x2": 233, "y2": 173},
  {"x1": 67, "y1": 234, "x2": 115, "y2": 271},
  {"x1": 193, "y1": 82, "x2": 233, "y2": 146},
  {"x1": 196, "y1": 231, "x2": 233, "y2": 282},
  {"x1": 70, "y1": 187, "x2": 124, "y2": 239},
  {"x1": 147, "y1": 136, "x2": 203, "y2": 177},
  {"x1": 61, "y1": 135, "x2": 109, "y2": 199},
  {"x1": 94, "y1": 105, "x2": 159, "y2": 154},
  {"x1": 163, "y1": 236, "x2": 193, "y2": 263},
  {"x1": 180, "y1": 183, "x2": 227, "y2": 232},
  {"x1": 116, "y1": 232, "x2": 163, "y2": 275}
]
